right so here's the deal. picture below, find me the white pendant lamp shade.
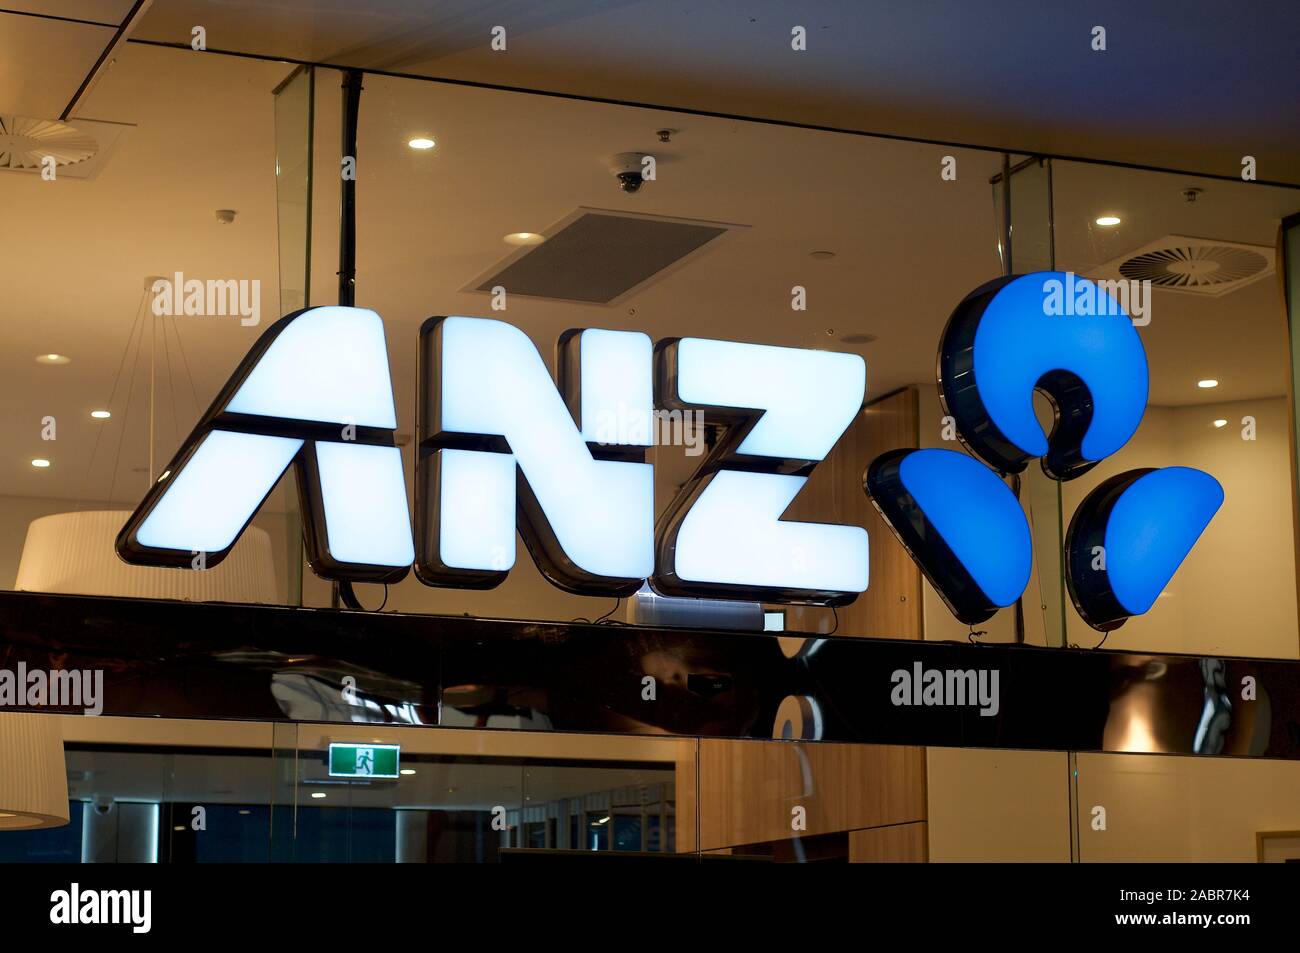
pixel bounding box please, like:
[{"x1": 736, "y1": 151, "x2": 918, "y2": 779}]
[
  {"x1": 15, "y1": 510, "x2": 278, "y2": 603},
  {"x1": 0, "y1": 712, "x2": 68, "y2": 829}
]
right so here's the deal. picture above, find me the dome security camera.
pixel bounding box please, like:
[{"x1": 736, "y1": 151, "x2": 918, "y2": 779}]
[{"x1": 610, "y1": 153, "x2": 650, "y2": 194}]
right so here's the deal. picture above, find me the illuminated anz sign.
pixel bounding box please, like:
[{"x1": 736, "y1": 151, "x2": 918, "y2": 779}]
[
  {"x1": 118, "y1": 309, "x2": 868, "y2": 605},
  {"x1": 119, "y1": 272, "x2": 1221, "y2": 627}
]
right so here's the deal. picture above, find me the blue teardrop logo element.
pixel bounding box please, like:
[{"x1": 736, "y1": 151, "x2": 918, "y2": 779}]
[
  {"x1": 938, "y1": 272, "x2": 1149, "y2": 480},
  {"x1": 1066, "y1": 466, "x2": 1223, "y2": 629},
  {"x1": 866, "y1": 448, "x2": 1032, "y2": 625}
]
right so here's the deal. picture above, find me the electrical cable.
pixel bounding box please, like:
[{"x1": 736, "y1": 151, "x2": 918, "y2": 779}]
[
  {"x1": 76, "y1": 291, "x2": 146, "y2": 511},
  {"x1": 106, "y1": 295, "x2": 149, "y2": 506},
  {"x1": 337, "y1": 580, "x2": 389, "y2": 612},
  {"x1": 593, "y1": 597, "x2": 622, "y2": 624}
]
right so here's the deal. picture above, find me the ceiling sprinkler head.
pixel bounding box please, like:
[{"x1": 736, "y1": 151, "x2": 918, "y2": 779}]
[
  {"x1": 215, "y1": 209, "x2": 237, "y2": 224},
  {"x1": 1181, "y1": 188, "x2": 1204, "y2": 203}
]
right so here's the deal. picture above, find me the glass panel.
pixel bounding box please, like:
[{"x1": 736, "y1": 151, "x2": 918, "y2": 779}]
[
  {"x1": 1, "y1": 43, "x2": 304, "y2": 608},
  {"x1": 0, "y1": 715, "x2": 276, "y2": 863},
  {"x1": 1, "y1": 715, "x2": 691, "y2": 863},
  {"x1": 1052, "y1": 162, "x2": 1299, "y2": 658},
  {"x1": 273, "y1": 64, "x2": 314, "y2": 316},
  {"x1": 9, "y1": 46, "x2": 1289, "y2": 652},
  {"x1": 331, "y1": 68, "x2": 1007, "y2": 636},
  {"x1": 1283, "y1": 216, "x2": 1300, "y2": 543},
  {"x1": 1020, "y1": 462, "x2": 1067, "y2": 646},
  {"x1": 986, "y1": 158, "x2": 1067, "y2": 647},
  {"x1": 269, "y1": 721, "x2": 299, "y2": 862},
  {"x1": 272, "y1": 64, "x2": 315, "y2": 607},
  {"x1": 285, "y1": 723, "x2": 690, "y2": 862},
  {"x1": 1009, "y1": 157, "x2": 1055, "y2": 274},
  {"x1": 1009, "y1": 158, "x2": 1068, "y2": 647}
]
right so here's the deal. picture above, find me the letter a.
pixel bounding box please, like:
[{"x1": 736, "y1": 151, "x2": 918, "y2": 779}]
[{"x1": 118, "y1": 307, "x2": 414, "y2": 582}]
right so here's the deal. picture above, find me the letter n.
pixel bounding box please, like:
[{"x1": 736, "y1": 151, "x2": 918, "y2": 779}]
[
  {"x1": 117, "y1": 307, "x2": 414, "y2": 582},
  {"x1": 414, "y1": 316, "x2": 654, "y2": 593}
]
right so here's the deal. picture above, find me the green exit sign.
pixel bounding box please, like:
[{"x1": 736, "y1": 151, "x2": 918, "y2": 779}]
[{"x1": 328, "y1": 742, "x2": 400, "y2": 779}]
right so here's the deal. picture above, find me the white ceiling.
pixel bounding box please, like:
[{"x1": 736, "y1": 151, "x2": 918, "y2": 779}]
[
  {"x1": 0, "y1": 32, "x2": 1296, "y2": 509},
  {"x1": 0, "y1": 6, "x2": 119, "y2": 118},
  {"x1": 53, "y1": 0, "x2": 1300, "y2": 187}
]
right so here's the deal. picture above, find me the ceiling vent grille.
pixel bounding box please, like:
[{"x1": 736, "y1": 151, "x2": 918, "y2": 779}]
[
  {"x1": 0, "y1": 116, "x2": 98, "y2": 169},
  {"x1": 469, "y1": 208, "x2": 743, "y2": 305},
  {"x1": 0, "y1": 116, "x2": 131, "y2": 180},
  {"x1": 1099, "y1": 235, "x2": 1274, "y2": 297}
]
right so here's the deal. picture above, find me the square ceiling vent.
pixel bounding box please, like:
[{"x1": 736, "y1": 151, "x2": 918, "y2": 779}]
[
  {"x1": 0, "y1": 116, "x2": 133, "y2": 181},
  {"x1": 469, "y1": 208, "x2": 744, "y2": 305},
  {"x1": 1095, "y1": 234, "x2": 1275, "y2": 297}
]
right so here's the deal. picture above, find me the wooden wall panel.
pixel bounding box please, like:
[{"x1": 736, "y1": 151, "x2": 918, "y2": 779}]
[
  {"x1": 849, "y1": 822, "x2": 928, "y2": 862},
  {"x1": 782, "y1": 386, "x2": 922, "y2": 639},
  {"x1": 674, "y1": 740, "x2": 698, "y2": 853},
  {"x1": 694, "y1": 738, "x2": 926, "y2": 852}
]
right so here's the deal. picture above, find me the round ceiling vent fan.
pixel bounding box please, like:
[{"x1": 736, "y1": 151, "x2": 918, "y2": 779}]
[
  {"x1": 0, "y1": 115, "x2": 99, "y2": 170},
  {"x1": 1118, "y1": 242, "x2": 1269, "y2": 291}
]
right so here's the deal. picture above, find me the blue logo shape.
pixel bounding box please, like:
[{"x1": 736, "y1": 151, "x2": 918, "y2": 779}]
[
  {"x1": 868, "y1": 272, "x2": 1222, "y2": 632},
  {"x1": 938, "y1": 272, "x2": 1148, "y2": 481},
  {"x1": 1066, "y1": 467, "x2": 1224, "y2": 630},
  {"x1": 866, "y1": 449, "x2": 1032, "y2": 624}
]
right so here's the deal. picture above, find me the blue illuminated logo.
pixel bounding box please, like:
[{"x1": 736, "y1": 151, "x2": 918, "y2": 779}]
[
  {"x1": 1066, "y1": 467, "x2": 1223, "y2": 629},
  {"x1": 867, "y1": 272, "x2": 1223, "y2": 630},
  {"x1": 866, "y1": 449, "x2": 1032, "y2": 623},
  {"x1": 119, "y1": 274, "x2": 1221, "y2": 627},
  {"x1": 938, "y1": 272, "x2": 1148, "y2": 480}
]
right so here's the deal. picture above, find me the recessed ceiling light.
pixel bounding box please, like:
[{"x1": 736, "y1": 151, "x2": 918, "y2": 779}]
[
  {"x1": 36, "y1": 353, "x2": 70, "y2": 365},
  {"x1": 310, "y1": 792, "x2": 327, "y2": 799},
  {"x1": 31, "y1": 459, "x2": 50, "y2": 469},
  {"x1": 1197, "y1": 379, "x2": 1219, "y2": 389},
  {"x1": 400, "y1": 768, "x2": 416, "y2": 776},
  {"x1": 407, "y1": 137, "x2": 436, "y2": 150},
  {"x1": 504, "y1": 232, "x2": 545, "y2": 246},
  {"x1": 90, "y1": 410, "x2": 111, "y2": 420},
  {"x1": 1095, "y1": 215, "x2": 1122, "y2": 227},
  {"x1": 1213, "y1": 419, "x2": 1228, "y2": 428},
  {"x1": 238, "y1": 809, "x2": 251, "y2": 815}
]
